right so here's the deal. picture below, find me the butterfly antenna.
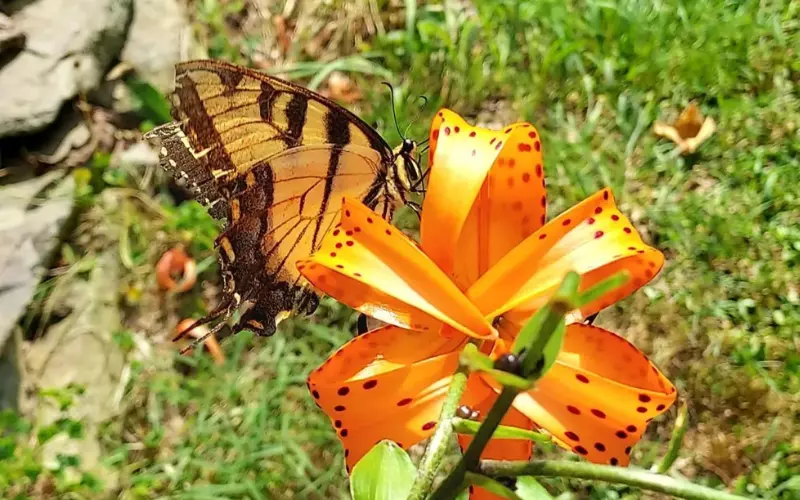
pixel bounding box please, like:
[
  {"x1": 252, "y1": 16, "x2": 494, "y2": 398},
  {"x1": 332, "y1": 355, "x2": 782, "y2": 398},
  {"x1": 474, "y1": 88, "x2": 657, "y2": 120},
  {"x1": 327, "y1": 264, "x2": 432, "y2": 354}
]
[
  {"x1": 179, "y1": 321, "x2": 229, "y2": 355},
  {"x1": 381, "y1": 81, "x2": 406, "y2": 141},
  {"x1": 403, "y1": 94, "x2": 431, "y2": 140}
]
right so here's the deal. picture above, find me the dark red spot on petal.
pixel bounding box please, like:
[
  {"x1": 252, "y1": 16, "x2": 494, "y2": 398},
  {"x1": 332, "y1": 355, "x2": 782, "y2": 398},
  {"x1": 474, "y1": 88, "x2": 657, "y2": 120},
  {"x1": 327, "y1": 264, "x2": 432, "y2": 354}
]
[
  {"x1": 637, "y1": 406, "x2": 647, "y2": 413},
  {"x1": 335, "y1": 420, "x2": 342, "y2": 428},
  {"x1": 363, "y1": 380, "x2": 378, "y2": 390},
  {"x1": 505, "y1": 127, "x2": 512, "y2": 134},
  {"x1": 334, "y1": 405, "x2": 346, "y2": 412},
  {"x1": 346, "y1": 241, "x2": 354, "y2": 247},
  {"x1": 536, "y1": 164, "x2": 543, "y2": 177},
  {"x1": 335, "y1": 243, "x2": 342, "y2": 249},
  {"x1": 341, "y1": 429, "x2": 349, "y2": 437},
  {"x1": 574, "y1": 446, "x2": 588, "y2": 455},
  {"x1": 616, "y1": 430, "x2": 627, "y2": 439},
  {"x1": 345, "y1": 210, "x2": 351, "y2": 217},
  {"x1": 657, "y1": 404, "x2": 666, "y2": 411},
  {"x1": 610, "y1": 457, "x2": 618, "y2": 465},
  {"x1": 518, "y1": 143, "x2": 532, "y2": 152},
  {"x1": 337, "y1": 387, "x2": 349, "y2": 396},
  {"x1": 603, "y1": 190, "x2": 609, "y2": 200},
  {"x1": 625, "y1": 446, "x2": 631, "y2": 455},
  {"x1": 385, "y1": 229, "x2": 392, "y2": 236},
  {"x1": 591, "y1": 409, "x2": 606, "y2": 418},
  {"x1": 541, "y1": 196, "x2": 546, "y2": 207},
  {"x1": 522, "y1": 172, "x2": 531, "y2": 183},
  {"x1": 333, "y1": 229, "x2": 340, "y2": 236},
  {"x1": 567, "y1": 405, "x2": 581, "y2": 415},
  {"x1": 624, "y1": 227, "x2": 632, "y2": 234},
  {"x1": 539, "y1": 233, "x2": 547, "y2": 240},
  {"x1": 587, "y1": 217, "x2": 595, "y2": 225},
  {"x1": 639, "y1": 394, "x2": 651, "y2": 403},
  {"x1": 565, "y1": 431, "x2": 580, "y2": 441},
  {"x1": 367, "y1": 217, "x2": 373, "y2": 223},
  {"x1": 595, "y1": 231, "x2": 604, "y2": 239},
  {"x1": 490, "y1": 137, "x2": 496, "y2": 145},
  {"x1": 469, "y1": 131, "x2": 476, "y2": 137},
  {"x1": 576, "y1": 374, "x2": 589, "y2": 383},
  {"x1": 594, "y1": 442, "x2": 606, "y2": 452},
  {"x1": 562, "y1": 218, "x2": 572, "y2": 226},
  {"x1": 595, "y1": 207, "x2": 603, "y2": 214},
  {"x1": 534, "y1": 141, "x2": 541, "y2": 151},
  {"x1": 528, "y1": 131, "x2": 537, "y2": 139},
  {"x1": 495, "y1": 141, "x2": 503, "y2": 150},
  {"x1": 626, "y1": 425, "x2": 637, "y2": 433},
  {"x1": 454, "y1": 126, "x2": 460, "y2": 133},
  {"x1": 397, "y1": 398, "x2": 412, "y2": 406},
  {"x1": 312, "y1": 390, "x2": 320, "y2": 399},
  {"x1": 422, "y1": 421, "x2": 436, "y2": 431},
  {"x1": 330, "y1": 252, "x2": 337, "y2": 257},
  {"x1": 444, "y1": 127, "x2": 451, "y2": 135},
  {"x1": 611, "y1": 214, "x2": 620, "y2": 221}
]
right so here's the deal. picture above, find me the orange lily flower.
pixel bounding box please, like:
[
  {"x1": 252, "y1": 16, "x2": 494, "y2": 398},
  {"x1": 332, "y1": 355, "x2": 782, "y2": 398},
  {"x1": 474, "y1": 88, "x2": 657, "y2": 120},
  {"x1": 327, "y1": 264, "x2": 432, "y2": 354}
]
[{"x1": 298, "y1": 110, "x2": 676, "y2": 496}]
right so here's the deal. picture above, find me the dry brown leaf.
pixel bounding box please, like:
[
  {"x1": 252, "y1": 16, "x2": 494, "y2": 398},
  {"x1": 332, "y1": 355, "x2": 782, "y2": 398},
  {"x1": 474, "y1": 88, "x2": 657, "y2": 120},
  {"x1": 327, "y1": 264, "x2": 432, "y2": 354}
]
[
  {"x1": 320, "y1": 71, "x2": 362, "y2": 104},
  {"x1": 653, "y1": 102, "x2": 716, "y2": 154}
]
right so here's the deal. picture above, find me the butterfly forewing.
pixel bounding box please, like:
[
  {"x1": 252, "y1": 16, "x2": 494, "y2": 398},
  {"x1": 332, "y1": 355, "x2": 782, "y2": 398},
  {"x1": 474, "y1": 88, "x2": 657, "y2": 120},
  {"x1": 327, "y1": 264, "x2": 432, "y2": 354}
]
[{"x1": 145, "y1": 60, "x2": 403, "y2": 338}]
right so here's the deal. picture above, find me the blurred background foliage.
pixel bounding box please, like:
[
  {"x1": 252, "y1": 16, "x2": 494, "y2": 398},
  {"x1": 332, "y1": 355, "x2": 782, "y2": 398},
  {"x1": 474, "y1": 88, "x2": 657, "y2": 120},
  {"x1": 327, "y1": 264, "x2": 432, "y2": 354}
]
[{"x1": 2, "y1": 0, "x2": 798, "y2": 498}]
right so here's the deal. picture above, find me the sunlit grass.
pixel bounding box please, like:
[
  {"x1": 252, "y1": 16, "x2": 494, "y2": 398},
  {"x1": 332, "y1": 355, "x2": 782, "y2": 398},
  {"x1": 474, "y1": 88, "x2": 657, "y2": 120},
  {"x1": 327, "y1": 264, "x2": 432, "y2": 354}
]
[{"x1": 5, "y1": 0, "x2": 799, "y2": 498}]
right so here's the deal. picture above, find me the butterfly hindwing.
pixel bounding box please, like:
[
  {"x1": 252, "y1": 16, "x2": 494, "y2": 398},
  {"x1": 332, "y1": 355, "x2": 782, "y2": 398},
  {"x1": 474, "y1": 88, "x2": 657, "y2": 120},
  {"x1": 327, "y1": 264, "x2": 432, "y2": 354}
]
[{"x1": 146, "y1": 60, "x2": 404, "y2": 338}]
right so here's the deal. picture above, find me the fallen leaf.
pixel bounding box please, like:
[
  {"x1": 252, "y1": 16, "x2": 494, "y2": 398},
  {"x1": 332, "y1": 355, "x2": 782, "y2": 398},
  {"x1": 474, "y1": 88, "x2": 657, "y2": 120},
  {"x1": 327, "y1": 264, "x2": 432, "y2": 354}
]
[
  {"x1": 156, "y1": 247, "x2": 196, "y2": 293},
  {"x1": 653, "y1": 102, "x2": 716, "y2": 154}
]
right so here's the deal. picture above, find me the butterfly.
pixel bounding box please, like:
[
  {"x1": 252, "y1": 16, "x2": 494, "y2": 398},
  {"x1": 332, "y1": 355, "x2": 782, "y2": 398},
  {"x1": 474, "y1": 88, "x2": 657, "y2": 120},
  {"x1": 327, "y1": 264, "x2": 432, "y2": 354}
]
[{"x1": 144, "y1": 60, "x2": 424, "y2": 344}]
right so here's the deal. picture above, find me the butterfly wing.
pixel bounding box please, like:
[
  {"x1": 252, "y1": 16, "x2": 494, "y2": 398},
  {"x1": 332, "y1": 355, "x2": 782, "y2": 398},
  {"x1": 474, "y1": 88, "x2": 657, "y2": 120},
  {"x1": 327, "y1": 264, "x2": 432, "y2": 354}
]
[{"x1": 145, "y1": 60, "x2": 401, "y2": 337}]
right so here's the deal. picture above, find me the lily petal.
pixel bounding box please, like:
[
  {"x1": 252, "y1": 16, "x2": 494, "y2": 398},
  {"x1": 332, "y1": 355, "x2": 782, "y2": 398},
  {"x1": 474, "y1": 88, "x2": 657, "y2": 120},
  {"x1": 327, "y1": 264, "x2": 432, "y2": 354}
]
[
  {"x1": 298, "y1": 197, "x2": 495, "y2": 339},
  {"x1": 468, "y1": 189, "x2": 663, "y2": 322},
  {"x1": 421, "y1": 110, "x2": 543, "y2": 287},
  {"x1": 458, "y1": 375, "x2": 533, "y2": 500},
  {"x1": 510, "y1": 324, "x2": 676, "y2": 466},
  {"x1": 307, "y1": 325, "x2": 464, "y2": 469}
]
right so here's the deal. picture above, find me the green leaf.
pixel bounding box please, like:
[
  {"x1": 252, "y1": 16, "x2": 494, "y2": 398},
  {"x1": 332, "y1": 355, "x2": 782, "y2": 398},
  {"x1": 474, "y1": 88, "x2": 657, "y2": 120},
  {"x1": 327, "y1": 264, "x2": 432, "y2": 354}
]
[
  {"x1": 453, "y1": 419, "x2": 550, "y2": 443},
  {"x1": 515, "y1": 477, "x2": 554, "y2": 500},
  {"x1": 465, "y1": 472, "x2": 522, "y2": 500},
  {"x1": 124, "y1": 77, "x2": 172, "y2": 125},
  {"x1": 350, "y1": 441, "x2": 417, "y2": 500},
  {"x1": 575, "y1": 271, "x2": 629, "y2": 308}
]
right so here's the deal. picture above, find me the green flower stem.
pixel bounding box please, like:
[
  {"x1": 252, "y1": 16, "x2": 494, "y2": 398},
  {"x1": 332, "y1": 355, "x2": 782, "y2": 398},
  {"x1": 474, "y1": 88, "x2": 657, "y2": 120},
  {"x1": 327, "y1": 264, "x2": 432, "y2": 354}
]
[
  {"x1": 429, "y1": 386, "x2": 519, "y2": 500},
  {"x1": 655, "y1": 400, "x2": 689, "y2": 474},
  {"x1": 407, "y1": 366, "x2": 469, "y2": 500},
  {"x1": 478, "y1": 460, "x2": 747, "y2": 500}
]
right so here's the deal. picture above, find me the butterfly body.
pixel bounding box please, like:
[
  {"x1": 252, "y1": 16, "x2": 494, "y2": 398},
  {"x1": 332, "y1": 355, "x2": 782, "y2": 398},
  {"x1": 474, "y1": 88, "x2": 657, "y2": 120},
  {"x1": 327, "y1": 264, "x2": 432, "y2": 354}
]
[{"x1": 145, "y1": 60, "x2": 418, "y2": 338}]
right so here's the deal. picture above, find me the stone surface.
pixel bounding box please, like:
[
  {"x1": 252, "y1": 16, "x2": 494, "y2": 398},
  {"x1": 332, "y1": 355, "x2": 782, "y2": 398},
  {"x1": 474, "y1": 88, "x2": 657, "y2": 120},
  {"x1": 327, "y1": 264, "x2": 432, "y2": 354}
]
[
  {"x1": 24, "y1": 244, "x2": 124, "y2": 485},
  {"x1": 120, "y1": 0, "x2": 189, "y2": 92},
  {"x1": 0, "y1": 0, "x2": 133, "y2": 137},
  {"x1": 0, "y1": 171, "x2": 76, "y2": 411},
  {"x1": 0, "y1": 11, "x2": 25, "y2": 54}
]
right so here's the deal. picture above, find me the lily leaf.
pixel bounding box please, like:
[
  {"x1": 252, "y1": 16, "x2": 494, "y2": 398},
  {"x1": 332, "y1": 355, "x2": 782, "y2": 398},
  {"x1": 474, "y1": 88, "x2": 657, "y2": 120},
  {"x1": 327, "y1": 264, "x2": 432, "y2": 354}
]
[{"x1": 350, "y1": 441, "x2": 416, "y2": 500}]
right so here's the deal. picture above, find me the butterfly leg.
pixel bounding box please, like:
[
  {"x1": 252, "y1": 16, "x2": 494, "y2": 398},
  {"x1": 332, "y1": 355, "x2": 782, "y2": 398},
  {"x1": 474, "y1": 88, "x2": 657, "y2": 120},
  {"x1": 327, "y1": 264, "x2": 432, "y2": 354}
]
[
  {"x1": 407, "y1": 200, "x2": 422, "y2": 219},
  {"x1": 173, "y1": 298, "x2": 234, "y2": 342}
]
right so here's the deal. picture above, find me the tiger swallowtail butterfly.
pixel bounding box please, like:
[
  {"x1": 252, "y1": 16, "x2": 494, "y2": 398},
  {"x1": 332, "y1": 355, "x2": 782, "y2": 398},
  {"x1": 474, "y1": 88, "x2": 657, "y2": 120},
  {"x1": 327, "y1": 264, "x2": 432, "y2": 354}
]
[{"x1": 144, "y1": 60, "x2": 422, "y2": 343}]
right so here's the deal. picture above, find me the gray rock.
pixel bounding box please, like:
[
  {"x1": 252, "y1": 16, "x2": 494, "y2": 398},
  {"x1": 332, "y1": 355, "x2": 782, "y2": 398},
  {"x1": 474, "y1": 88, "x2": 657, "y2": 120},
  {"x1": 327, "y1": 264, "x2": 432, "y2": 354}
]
[
  {"x1": 25, "y1": 247, "x2": 124, "y2": 486},
  {"x1": 0, "y1": 12, "x2": 25, "y2": 54},
  {"x1": 0, "y1": 0, "x2": 133, "y2": 137},
  {"x1": 120, "y1": 0, "x2": 189, "y2": 92},
  {"x1": 0, "y1": 171, "x2": 76, "y2": 411}
]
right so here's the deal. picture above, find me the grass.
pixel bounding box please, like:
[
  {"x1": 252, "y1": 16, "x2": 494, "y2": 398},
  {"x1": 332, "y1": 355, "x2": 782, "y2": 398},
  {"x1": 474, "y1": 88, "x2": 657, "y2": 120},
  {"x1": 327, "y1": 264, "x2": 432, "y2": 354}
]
[{"x1": 4, "y1": 0, "x2": 800, "y2": 498}]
